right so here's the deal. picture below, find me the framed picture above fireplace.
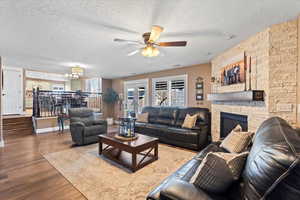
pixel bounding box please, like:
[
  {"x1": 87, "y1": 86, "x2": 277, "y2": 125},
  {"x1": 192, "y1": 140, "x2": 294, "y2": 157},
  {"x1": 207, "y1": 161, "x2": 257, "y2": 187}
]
[{"x1": 220, "y1": 59, "x2": 246, "y2": 86}]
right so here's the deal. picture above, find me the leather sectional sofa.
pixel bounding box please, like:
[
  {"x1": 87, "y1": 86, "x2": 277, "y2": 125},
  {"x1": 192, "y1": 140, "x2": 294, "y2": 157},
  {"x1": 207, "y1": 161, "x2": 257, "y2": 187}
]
[
  {"x1": 135, "y1": 106, "x2": 210, "y2": 150},
  {"x1": 147, "y1": 117, "x2": 300, "y2": 200}
]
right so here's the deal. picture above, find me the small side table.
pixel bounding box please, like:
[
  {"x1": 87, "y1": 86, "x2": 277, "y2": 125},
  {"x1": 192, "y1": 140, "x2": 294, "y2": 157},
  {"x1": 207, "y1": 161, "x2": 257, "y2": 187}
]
[{"x1": 57, "y1": 114, "x2": 69, "y2": 133}]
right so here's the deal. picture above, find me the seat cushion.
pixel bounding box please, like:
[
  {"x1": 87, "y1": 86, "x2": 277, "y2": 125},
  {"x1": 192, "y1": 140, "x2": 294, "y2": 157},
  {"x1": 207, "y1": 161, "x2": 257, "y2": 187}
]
[
  {"x1": 166, "y1": 127, "x2": 199, "y2": 144},
  {"x1": 71, "y1": 116, "x2": 94, "y2": 126},
  {"x1": 147, "y1": 159, "x2": 201, "y2": 200},
  {"x1": 242, "y1": 117, "x2": 300, "y2": 200},
  {"x1": 84, "y1": 125, "x2": 106, "y2": 137},
  {"x1": 135, "y1": 122, "x2": 148, "y2": 128},
  {"x1": 146, "y1": 123, "x2": 169, "y2": 130}
]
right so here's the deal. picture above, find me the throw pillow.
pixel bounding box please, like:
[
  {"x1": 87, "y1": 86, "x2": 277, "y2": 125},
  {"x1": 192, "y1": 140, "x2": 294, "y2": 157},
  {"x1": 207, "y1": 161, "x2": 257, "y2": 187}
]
[
  {"x1": 136, "y1": 112, "x2": 149, "y2": 123},
  {"x1": 182, "y1": 114, "x2": 198, "y2": 129},
  {"x1": 233, "y1": 124, "x2": 243, "y2": 132},
  {"x1": 220, "y1": 125, "x2": 254, "y2": 153},
  {"x1": 190, "y1": 152, "x2": 249, "y2": 193}
]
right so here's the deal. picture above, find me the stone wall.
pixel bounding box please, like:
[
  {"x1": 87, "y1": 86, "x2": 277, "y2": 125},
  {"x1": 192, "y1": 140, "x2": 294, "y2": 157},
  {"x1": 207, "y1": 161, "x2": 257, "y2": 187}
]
[
  {"x1": 211, "y1": 18, "x2": 299, "y2": 142},
  {"x1": 269, "y1": 19, "x2": 298, "y2": 123}
]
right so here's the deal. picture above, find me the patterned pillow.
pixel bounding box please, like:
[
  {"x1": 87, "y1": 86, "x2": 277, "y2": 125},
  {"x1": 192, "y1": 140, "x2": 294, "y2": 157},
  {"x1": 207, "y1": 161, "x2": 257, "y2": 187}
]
[
  {"x1": 220, "y1": 125, "x2": 254, "y2": 153},
  {"x1": 190, "y1": 152, "x2": 249, "y2": 193},
  {"x1": 182, "y1": 114, "x2": 198, "y2": 129},
  {"x1": 136, "y1": 112, "x2": 149, "y2": 123}
]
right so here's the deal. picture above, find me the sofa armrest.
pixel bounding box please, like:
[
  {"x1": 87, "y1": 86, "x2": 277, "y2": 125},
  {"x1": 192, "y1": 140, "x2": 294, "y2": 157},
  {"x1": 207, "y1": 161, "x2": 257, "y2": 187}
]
[
  {"x1": 160, "y1": 180, "x2": 213, "y2": 200},
  {"x1": 70, "y1": 122, "x2": 85, "y2": 145},
  {"x1": 93, "y1": 119, "x2": 107, "y2": 126},
  {"x1": 71, "y1": 121, "x2": 85, "y2": 127},
  {"x1": 197, "y1": 125, "x2": 209, "y2": 150}
]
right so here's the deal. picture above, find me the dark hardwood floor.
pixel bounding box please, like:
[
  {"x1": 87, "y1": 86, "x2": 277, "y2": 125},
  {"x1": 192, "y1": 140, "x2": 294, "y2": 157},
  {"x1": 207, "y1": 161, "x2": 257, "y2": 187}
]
[{"x1": 0, "y1": 131, "x2": 88, "y2": 200}]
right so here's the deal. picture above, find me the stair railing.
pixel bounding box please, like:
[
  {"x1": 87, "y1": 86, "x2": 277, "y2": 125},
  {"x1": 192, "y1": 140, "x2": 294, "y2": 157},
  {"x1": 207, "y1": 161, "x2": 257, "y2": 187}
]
[{"x1": 32, "y1": 87, "x2": 102, "y2": 118}]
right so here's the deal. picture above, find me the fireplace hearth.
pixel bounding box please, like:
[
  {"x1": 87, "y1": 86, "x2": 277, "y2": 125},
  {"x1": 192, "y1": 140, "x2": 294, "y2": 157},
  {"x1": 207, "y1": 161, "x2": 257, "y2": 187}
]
[{"x1": 220, "y1": 112, "x2": 248, "y2": 139}]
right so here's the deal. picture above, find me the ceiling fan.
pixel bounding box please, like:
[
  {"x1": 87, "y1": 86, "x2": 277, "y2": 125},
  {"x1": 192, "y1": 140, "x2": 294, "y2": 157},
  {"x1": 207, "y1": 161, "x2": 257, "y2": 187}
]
[{"x1": 113, "y1": 25, "x2": 187, "y2": 57}]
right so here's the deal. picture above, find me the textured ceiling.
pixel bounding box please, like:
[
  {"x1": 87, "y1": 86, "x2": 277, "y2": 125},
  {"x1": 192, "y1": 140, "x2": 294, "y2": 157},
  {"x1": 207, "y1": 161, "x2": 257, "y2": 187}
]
[{"x1": 0, "y1": 0, "x2": 299, "y2": 78}]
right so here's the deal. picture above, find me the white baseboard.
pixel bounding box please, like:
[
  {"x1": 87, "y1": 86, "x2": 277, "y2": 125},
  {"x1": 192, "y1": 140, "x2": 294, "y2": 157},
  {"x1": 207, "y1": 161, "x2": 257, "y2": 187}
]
[
  {"x1": 0, "y1": 140, "x2": 4, "y2": 147},
  {"x1": 36, "y1": 125, "x2": 70, "y2": 134}
]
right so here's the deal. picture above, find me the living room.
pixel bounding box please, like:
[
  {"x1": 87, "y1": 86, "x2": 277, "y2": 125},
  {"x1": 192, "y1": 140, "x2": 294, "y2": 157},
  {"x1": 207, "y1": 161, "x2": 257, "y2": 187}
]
[{"x1": 1, "y1": 1, "x2": 300, "y2": 200}]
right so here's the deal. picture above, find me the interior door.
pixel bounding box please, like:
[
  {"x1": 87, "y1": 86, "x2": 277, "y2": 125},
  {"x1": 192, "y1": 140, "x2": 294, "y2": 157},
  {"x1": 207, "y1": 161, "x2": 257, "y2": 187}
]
[
  {"x1": 3, "y1": 67, "x2": 23, "y2": 115},
  {"x1": 124, "y1": 80, "x2": 148, "y2": 117}
]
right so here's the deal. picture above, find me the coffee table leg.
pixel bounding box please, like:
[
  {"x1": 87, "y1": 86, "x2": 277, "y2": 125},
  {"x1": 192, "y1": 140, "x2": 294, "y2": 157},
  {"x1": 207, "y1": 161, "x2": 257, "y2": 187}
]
[
  {"x1": 99, "y1": 138, "x2": 102, "y2": 155},
  {"x1": 154, "y1": 143, "x2": 158, "y2": 160},
  {"x1": 132, "y1": 153, "x2": 137, "y2": 172}
]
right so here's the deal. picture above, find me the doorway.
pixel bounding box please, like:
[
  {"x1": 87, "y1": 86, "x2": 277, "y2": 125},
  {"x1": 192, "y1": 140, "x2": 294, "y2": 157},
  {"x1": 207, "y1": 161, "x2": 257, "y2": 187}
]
[
  {"x1": 124, "y1": 79, "x2": 149, "y2": 117},
  {"x1": 2, "y1": 67, "x2": 23, "y2": 115}
]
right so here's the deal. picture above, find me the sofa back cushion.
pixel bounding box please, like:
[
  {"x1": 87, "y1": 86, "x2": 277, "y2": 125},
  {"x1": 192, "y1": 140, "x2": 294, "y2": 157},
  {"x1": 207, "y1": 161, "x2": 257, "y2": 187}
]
[
  {"x1": 141, "y1": 106, "x2": 160, "y2": 124},
  {"x1": 156, "y1": 107, "x2": 179, "y2": 126},
  {"x1": 242, "y1": 117, "x2": 300, "y2": 200},
  {"x1": 69, "y1": 108, "x2": 94, "y2": 124},
  {"x1": 175, "y1": 107, "x2": 210, "y2": 128}
]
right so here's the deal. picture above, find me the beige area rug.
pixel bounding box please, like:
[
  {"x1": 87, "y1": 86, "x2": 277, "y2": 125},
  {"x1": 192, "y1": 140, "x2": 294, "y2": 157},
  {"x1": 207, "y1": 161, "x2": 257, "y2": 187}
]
[{"x1": 44, "y1": 144, "x2": 196, "y2": 200}]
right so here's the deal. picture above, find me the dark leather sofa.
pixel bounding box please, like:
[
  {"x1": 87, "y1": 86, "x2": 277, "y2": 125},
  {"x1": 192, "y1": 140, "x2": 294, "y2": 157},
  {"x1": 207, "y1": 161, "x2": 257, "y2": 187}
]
[
  {"x1": 147, "y1": 117, "x2": 300, "y2": 200},
  {"x1": 135, "y1": 106, "x2": 210, "y2": 150},
  {"x1": 69, "y1": 108, "x2": 107, "y2": 145}
]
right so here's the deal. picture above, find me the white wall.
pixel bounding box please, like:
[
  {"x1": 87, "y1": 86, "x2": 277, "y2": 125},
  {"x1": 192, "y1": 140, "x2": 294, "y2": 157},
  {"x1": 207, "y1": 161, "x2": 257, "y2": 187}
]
[{"x1": 0, "y1": 57, "x2": 4, "y2": 147}]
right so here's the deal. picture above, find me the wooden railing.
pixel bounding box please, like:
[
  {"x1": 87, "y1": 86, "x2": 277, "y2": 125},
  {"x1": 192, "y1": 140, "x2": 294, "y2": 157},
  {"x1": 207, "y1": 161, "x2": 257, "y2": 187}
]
[{"x1": 32, "y1": 87, "x2": 102, "y2": 118}]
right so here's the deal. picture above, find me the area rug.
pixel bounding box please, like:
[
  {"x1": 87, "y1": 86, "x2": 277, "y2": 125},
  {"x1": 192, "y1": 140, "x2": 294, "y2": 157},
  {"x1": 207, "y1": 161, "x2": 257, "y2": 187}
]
[{"x1": 44, "y1": 144, "x2": 196, "y2": 200}]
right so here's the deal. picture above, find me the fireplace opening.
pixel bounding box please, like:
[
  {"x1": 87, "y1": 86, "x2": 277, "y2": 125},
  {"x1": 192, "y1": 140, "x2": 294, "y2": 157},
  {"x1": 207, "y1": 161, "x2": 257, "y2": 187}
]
[{"x1": 220, "y1": 112, "x2": 248, "y2": 139}]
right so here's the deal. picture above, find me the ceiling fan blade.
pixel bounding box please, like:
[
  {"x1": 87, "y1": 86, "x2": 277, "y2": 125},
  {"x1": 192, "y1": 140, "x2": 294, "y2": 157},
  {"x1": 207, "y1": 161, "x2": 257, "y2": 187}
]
[
  {"x1": 127, "y1": 49, "x2": 140, "y2": 56},
  {"x1": 158, "y1": 41, "x2": 187, "y2": 47},
  {"x1": 113, "y1": 38, "x2": 143, "y2": 45},
  {"x1": 158, "y1": 41, "x2": 186, "y2": 47},
  {"x1": 149, "y1": 25, "x2": 164, "y2": 43}
]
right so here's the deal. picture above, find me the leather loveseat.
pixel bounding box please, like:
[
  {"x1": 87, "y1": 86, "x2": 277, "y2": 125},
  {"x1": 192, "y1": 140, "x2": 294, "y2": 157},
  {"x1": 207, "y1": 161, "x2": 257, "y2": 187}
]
[
  {"x1": 147, "y1": 117, "x2": 300, "y2": 200},
  {"x1": 135, "y1": 106, "x2": 210, "y2": 150},
  {"x1": 69, "y1": 108, "x2": 107, "y2": 145}
]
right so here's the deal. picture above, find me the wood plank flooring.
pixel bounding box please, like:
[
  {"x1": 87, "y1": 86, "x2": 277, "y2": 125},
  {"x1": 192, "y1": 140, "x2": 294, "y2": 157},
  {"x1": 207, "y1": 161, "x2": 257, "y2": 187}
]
[{"x1": 0, "y1": 131, "x2": 88, "y2": 200}]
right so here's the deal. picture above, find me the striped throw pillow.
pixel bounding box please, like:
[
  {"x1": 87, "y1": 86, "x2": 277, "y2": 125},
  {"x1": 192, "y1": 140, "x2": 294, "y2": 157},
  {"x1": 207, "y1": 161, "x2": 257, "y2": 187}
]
[
  {"x1": 190, "y1": 152, "x2": 249, "y2": 193},
  {"x1": 220, "y1": 126, "x2": 254, "y2": 153}
]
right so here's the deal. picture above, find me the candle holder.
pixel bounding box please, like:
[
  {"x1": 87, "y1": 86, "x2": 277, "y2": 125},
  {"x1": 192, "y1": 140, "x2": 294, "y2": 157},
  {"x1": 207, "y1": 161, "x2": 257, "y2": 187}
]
[{"x1": 118, "y1": 117, "x2": 136, "y2": 138}]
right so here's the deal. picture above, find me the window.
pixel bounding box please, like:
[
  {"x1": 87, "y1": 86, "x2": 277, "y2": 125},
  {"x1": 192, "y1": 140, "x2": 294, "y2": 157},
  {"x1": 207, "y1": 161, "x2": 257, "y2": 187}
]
[
  {"x1": 85, "y1": 78, "x2": 102, "y2": 93},
  {"x1": 152, "y1": 75, "x2": 187, "y2": 107}
]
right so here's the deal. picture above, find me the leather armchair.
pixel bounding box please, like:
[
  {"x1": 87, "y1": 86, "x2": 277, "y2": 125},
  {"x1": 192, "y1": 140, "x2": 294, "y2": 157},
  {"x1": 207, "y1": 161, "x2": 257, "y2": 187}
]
[{"x1": 69, "y1": 108, "x2": 107, "y2": 145}]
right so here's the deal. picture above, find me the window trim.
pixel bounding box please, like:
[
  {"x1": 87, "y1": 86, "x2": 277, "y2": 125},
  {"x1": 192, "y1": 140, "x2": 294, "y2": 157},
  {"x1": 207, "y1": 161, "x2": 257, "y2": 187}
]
[
  {"x1": 152, "y1": 74, "x2": 188, "y2": 107},
  {"x1": 123, "y1": 78, "x2": 150, "y2": 108}
]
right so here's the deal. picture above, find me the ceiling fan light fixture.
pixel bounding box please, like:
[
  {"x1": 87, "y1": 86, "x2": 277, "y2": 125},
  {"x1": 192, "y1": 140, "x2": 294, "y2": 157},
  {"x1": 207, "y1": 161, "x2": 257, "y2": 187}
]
[
  {"x1": 149, "y1": 25, "x2": 164, "y2": 43},
  {"x1": 141, "y1": 46, "x2": 159, "y2": 57}
]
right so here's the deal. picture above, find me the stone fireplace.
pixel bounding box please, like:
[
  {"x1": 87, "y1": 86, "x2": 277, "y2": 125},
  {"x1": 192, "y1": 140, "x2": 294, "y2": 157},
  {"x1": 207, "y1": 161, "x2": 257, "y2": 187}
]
[
  {"x1": 220, "y1": 112, "x2": 248, "y2": 139},
  {"x1": 210, "y1": 18, "x2": 299, "y2": 142}
]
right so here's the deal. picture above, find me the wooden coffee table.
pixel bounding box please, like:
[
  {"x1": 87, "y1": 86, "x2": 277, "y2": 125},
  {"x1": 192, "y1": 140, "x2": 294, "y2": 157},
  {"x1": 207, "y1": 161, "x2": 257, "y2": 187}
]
[{"x1": 98, "y1": 132, "x2": 159, "y2": 172}]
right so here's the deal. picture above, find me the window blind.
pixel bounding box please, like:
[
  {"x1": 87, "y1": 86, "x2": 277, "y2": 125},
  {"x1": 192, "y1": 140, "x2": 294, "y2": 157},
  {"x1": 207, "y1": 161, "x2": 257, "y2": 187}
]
[
  {"x1": 171, "y1": 80, "x2": 185, "y2": 90},
  {"x1": 155, "y1": 81, "x2": 168, "y2": 90}
]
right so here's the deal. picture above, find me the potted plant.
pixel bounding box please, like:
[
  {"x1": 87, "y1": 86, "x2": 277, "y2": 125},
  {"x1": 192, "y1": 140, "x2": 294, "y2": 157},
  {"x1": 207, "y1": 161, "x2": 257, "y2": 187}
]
[{"x1": 102, "y1": 88, "x2": 119, "y2": 125}]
